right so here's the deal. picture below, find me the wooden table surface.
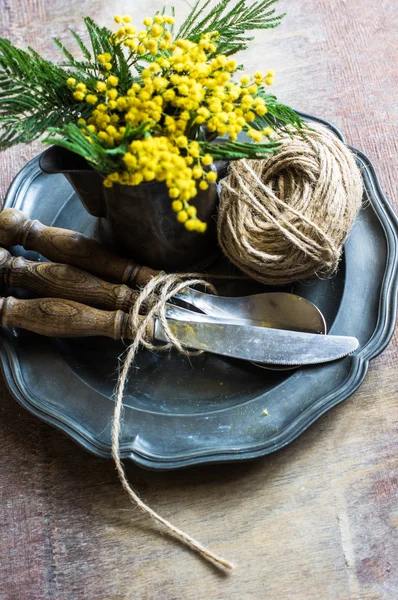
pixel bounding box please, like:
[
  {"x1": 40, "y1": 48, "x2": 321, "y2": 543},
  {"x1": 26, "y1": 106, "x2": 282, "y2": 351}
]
[{"x1": 1, "y1": 1, "x2": 397, "y2": 599}]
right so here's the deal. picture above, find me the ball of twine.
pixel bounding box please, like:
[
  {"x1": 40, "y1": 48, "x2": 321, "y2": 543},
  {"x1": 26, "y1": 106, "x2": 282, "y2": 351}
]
[{"x1": 218, "y1": 124, "x2": 363, "y2": 285}]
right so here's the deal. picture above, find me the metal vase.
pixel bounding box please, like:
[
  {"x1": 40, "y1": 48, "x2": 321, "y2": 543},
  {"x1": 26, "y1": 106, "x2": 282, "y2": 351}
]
[{"x1": 40, "y1": 146, "x2": 221, "y2": 270}]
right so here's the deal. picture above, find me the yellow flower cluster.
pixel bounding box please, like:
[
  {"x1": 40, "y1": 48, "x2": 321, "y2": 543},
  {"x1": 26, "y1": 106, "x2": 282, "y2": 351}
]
[
  {"x1": 67, "y1": 13, "x2": 277, "y2": 231},
  {"x1": 108, "y1": 136, "x2": 210, "y2": 232}
]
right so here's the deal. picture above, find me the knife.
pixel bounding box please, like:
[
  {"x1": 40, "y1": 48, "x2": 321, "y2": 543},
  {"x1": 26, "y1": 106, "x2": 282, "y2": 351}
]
[{"x1": 0, "y1": 296, "x2": 359, "y2": 366}]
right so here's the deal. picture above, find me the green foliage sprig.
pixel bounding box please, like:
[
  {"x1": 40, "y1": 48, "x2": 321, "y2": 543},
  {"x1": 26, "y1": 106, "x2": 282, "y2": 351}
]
[
  {"x1": 0, "y1": 38, "x2": 87, "y2": 148},
  {"x1": 178, "y1": 0, "x2": 284, "y2": 56},
  {"x1": 45, "y1": 121, "x2": 149, "y2": 174},
  {"x1": 53, "y1": 18, "x2": 134, "y2": 92},
  {"x1": 0, "y1": 1, "x2": 305, "y2": 230},
  {"x1": 0, "y1": 0, "x2": 299, "y2": 158}
]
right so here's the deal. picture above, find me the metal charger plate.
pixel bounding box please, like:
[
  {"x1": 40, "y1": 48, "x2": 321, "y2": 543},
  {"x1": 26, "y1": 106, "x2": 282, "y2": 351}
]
[{"x1": 1, "y1": 113, "x2": 397, "y2": 470}]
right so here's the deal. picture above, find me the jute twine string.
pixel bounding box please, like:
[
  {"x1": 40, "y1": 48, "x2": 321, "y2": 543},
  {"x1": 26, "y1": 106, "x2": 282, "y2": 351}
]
[
  {"x1": 218, "y1": 124, "x2": 363, "y2": 285},
  {"x1": 112, "y1": 272, "x2": 234, "y2": 571}
]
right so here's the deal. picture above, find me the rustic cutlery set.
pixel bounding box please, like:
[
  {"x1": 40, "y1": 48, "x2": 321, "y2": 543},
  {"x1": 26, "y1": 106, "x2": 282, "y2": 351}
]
[{"x1": 0, "y1": 208, "x2": 359, "y2": 367}]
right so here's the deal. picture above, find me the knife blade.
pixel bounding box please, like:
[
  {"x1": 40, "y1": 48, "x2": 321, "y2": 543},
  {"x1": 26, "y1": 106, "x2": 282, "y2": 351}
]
[
  {"x1": 0, "y1": 296, "x2": 358, "y2": 366},
  {"x1": 153, "y1": 317, "x2": 359, "y2": 365}
]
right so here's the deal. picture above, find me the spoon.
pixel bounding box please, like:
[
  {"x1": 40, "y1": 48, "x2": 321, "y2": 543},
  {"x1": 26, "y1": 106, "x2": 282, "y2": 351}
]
[{"x1": 174, "y1": 289, "x2": 326, "y2": 334}]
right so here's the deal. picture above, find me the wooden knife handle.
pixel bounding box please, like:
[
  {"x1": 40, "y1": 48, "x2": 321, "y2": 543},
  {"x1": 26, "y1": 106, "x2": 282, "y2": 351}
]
[
  {"x1": 0, "y1": 296, "x2": 154, "y2": 340},
  {"x1": 0, "y1": 208, "x2": 159, "y2": 287},
  {"x1": 0, "y1": 248, "x2": 138, "y2": 312}
]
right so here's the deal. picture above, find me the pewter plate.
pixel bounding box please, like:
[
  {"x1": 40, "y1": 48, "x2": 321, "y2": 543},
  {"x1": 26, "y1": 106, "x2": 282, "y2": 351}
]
[{"x1": 1, "y1": 114, "x2": 397, "y2": 470}]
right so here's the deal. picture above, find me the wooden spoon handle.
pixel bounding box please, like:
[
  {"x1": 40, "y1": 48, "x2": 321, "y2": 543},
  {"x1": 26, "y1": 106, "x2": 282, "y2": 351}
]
[
  {"x1": 0, "y1": 208, "x2": 159, "y2": 287},
  {"x1": 0, "y1": 296, "x2": 153, "y2": 340},
  {"x1": 0, "y1": 248, "x2": 138, "y2": 312}
]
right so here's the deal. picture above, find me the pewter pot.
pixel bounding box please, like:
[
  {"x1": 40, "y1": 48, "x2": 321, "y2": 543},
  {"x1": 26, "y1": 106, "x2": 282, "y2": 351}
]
[{"x1": 40, "y1": 146, "x2": 223, "y2": 270}]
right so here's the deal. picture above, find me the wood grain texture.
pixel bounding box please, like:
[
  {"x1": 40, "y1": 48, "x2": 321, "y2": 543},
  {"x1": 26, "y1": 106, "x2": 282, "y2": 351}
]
[
  {"x1": 0, "y1": 248, "x2": 137, "y2": 312},
  {"x1": 0, "y1": 1, "x2": 397, "y2": 599},
  {"x1": 0, "y1": 296, "x2": 133, "y2": 339},
  {"x1": 0, "y1": 209, "x2": 156, "y2": 287}
]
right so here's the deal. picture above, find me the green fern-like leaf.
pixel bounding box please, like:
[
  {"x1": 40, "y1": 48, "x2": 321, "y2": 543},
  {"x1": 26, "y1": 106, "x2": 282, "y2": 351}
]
[
  {"x1": 254, "y1": 90, "x2": 303, "y2": 132},
  {"x1": 53, "y1": 38, "x2": 76, "y2": 64},
  {"x1": 199, "y1": 138, "x2": 281, "y2": 160},
  {"x1": 43, "y1": 121, "x2": 150, "y2": 173},
  {"x1": 52, "y1": 19, "x2": 133, "y2": 91},
  {"x1": 178, "y1": 0, "x2": 284, "y2": 56},
  {"x1": 0, "y1": 16, "x2": 136, "y2": 149},
  {"x1": 70, "y1": 29, "x2": 92, "y2": 61},
  {"x1": 43, "y1": 123, "x2": 119, "y2": 173},
  {"x1": 0, "y1": 38, "x2": 89, "y2": 147}
]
